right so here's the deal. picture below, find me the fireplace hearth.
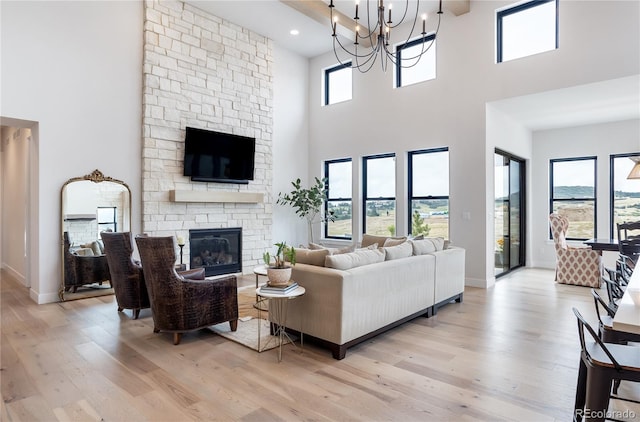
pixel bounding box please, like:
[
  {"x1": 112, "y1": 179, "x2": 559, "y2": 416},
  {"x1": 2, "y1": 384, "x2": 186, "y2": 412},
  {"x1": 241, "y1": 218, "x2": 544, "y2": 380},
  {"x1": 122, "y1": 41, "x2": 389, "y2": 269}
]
[{"x1": 189, "y1": 228, "x2": 242, "y2": 277}]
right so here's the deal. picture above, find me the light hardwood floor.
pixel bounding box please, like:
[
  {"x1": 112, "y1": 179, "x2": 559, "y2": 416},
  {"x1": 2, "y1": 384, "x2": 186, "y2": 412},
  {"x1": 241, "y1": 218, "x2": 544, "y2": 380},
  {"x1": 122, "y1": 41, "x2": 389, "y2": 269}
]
[{"x1": 1, "y1": 268, "x2": 638, "y2": 421}]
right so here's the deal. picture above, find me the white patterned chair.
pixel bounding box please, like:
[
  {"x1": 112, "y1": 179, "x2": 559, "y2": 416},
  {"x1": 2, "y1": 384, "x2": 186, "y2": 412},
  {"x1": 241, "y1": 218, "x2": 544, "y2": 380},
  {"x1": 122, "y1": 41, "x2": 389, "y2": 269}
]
[{"x1": 549, "y1": 213, "x2": 601, "y2": 287}]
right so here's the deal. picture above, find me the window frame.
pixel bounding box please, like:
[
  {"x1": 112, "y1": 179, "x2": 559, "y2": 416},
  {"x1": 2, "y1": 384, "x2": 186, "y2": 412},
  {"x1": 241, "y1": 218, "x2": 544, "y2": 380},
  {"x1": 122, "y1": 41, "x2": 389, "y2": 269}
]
[
  {"x1": 362, "y1": 153, "x2": 396, "y2": 235},
  {"x1": 407, "y1": 147, "x2": 449, "y2": 238},
  {"x1": 496, "y1": 0, "x2": 559, "y2": 63},
  {"x1": 324, "y1": 158, "x2": 353, "y2": 240},
  {"x1": 549, "y1": 156, "x2": 597, "y2": 241},
  {"x1": 97, "y1": 206, "x2": 117, "y2": 233},
  {"x1": 610, "y1": 152, "x2": 640, "y2": 239},
  {"x1": 324, "y1": 61, "x2": 352, "y2": 106},
  {"x1": 395, "y1": 34, "x2": 436, "y2": 88}
]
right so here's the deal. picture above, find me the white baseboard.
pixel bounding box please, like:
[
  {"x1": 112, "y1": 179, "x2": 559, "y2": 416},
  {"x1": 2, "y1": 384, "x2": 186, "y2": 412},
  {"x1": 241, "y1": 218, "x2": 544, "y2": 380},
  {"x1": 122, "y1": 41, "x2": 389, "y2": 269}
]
[
  {"x1": 2, "y1": 263, "x2": 26, "y2": 286},
  {"x1": 32, "y1": 290, "x2": 59, "y2": 304}
]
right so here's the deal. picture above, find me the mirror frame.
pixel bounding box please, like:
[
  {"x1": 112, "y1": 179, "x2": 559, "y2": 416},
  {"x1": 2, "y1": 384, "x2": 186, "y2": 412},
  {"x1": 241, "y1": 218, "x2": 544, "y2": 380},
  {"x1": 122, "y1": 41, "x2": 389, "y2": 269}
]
[{"x1": 59, "y1": 169, "x2": 132, "y2": 301}]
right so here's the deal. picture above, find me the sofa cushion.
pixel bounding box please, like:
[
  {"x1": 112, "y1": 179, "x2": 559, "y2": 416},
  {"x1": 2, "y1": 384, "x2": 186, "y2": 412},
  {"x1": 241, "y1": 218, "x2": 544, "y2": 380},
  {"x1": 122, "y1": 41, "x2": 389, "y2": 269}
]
[
  {"x1": 81, "y1": 241, "x2": 103, "y2": 256},
  {"x1": 411, "y1": 237, "x2": 446, "y2": 255},
  {"x1": 293, "y1": 248, "x2": 330, "y2": 267},
  {"x1": 383, "y1": 241, "x2": 413, "y2": 260},
  {"x1": 361, "y1": 234, "x2": 407, "y2": 248},
  {"x1": 324, "y1": 248, "x2": 385, "y2": 270}
]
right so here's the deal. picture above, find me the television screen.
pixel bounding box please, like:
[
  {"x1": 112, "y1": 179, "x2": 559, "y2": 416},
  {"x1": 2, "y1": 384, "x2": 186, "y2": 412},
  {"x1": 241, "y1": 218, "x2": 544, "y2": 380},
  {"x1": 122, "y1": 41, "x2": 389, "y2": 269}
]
[{"x1": 183, "y1": 127, "x2": 256, "y2": 184}]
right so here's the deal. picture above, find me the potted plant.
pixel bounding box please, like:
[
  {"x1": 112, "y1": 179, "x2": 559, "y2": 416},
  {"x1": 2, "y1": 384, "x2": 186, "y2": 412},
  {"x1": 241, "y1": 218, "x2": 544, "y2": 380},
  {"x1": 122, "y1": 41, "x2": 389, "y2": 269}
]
[
  {"x1": 263, "y1": 242, "x2": 296, "y2": 285},
  {"x1": 277, "y1": 177, "x2": 335, "y2": 243}
]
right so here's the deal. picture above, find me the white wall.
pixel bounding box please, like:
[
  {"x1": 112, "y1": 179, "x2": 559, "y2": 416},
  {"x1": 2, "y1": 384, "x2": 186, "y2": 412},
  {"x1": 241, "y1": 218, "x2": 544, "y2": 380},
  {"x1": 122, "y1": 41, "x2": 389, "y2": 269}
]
[
  {"x1": 272, "y1": 45, "x2": 310, "y2": 248},
  {"x1": 485, "y1": 105, "x2": 532, "y2": 286},
  {"x1": 0, "y1": 127, "x2": 29, "y2": 284},
  {"x1": 307, "y1": 0, "x2": 640, "y2": 286},
  {"x1": 531, "y1": 119, "x2": 640, "y2": 269},
  {"x1": 1, "y1": 1, "x2": 143, "y2": 302}
]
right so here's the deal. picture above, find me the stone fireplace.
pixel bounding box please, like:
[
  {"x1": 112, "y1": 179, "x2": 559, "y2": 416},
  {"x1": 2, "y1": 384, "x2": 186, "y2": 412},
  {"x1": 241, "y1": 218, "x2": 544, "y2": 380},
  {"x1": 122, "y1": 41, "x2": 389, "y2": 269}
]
[
  {"x1": 140, "y1": 1, "x2": 273, "y2": 275},
  {"x1": 189, "y1": 228, "x2": 242, "y2": 277}
]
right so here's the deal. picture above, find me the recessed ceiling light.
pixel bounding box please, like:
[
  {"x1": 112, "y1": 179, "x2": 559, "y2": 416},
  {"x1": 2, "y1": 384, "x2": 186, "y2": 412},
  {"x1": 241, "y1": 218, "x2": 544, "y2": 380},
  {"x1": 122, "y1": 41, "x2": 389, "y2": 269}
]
[{"x1": 290, "y1": 29, "x2": 299, "y2": 36}]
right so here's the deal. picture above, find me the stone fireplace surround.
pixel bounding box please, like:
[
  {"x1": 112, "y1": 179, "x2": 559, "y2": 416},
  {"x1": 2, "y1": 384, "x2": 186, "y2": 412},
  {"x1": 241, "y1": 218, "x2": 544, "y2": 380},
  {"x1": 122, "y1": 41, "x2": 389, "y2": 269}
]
[{"x1": 140, "y1": 0, "x2": 273, "y2": 275}]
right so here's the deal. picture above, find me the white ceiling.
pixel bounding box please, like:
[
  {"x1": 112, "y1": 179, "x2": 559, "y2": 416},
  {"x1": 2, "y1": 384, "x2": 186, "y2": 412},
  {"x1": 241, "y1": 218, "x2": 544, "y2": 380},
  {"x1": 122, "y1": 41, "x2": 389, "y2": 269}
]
[
  {"x1": 185, "y1": 1, "x2": 640, "y2": 132},
  {"x1": 490, "y1": 75, "x2": 640, "y2": 131},
  {"x1": 187, "y1": 0, "x2": 334, "y2": 58},
  {"x1": 186, "y1": 0, "x2": 445, "y2": 58}
]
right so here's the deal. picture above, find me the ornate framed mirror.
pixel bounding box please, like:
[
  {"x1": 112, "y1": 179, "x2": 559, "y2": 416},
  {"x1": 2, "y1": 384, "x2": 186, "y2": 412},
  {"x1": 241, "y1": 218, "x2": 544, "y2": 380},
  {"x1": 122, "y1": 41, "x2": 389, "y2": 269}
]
[{"x1": 60, "y1": 169, "x2": 131, "y2": 301}]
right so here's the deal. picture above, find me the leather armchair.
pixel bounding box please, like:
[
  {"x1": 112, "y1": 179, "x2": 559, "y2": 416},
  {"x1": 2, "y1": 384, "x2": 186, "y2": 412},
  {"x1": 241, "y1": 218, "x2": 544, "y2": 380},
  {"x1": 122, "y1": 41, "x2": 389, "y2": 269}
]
[
  {"x1": 100, "y1": 232, "x2": 150, "y2": 319},
  {"x1": 135, "y1": 235, "x2": 238, "y2": 345}
]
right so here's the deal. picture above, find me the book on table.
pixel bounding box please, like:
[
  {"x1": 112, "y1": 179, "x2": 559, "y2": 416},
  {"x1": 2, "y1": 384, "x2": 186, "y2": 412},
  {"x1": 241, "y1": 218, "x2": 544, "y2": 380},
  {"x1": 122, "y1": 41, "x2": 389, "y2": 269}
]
[{"x1": 260, "y1": 281, "x2": 298, "y2": 294}]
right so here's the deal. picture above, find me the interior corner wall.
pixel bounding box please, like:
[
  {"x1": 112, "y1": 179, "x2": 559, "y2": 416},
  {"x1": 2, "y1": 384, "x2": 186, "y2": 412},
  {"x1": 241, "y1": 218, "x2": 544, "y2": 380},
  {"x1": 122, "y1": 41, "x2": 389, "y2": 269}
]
[
  {"x1": 272, "y1": 45, "x2": 310, "y2": 247},
  {"x1": 485, "y1": 105, "x2": 533, "y2": 287},
  {"x1": 1, "y1": 1, "x2": 143, "y2": 303},
  {"x1": 306, "y1": 0, "x2": 640, "y2": 286},
  {"x1": 530, "y1": 119, "x2": 640, "y2": 269}
]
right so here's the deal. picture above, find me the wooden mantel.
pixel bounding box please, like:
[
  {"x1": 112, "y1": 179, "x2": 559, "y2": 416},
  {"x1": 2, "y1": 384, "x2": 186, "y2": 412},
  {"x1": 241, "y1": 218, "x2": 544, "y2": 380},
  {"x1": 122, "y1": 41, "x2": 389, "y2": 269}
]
[{"x1": 169, "y1": 190, "x2": 264, "y2": 204}]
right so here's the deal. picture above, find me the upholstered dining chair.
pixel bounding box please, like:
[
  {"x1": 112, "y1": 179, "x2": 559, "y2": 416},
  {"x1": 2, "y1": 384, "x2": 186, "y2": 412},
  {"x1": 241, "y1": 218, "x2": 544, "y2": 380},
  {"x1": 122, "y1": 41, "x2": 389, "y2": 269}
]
[
  {"x1": 135, "y1": 235, "x2": 238, "y2": 345},
  {"x1": 100, "y1": 232, "x2": 150, "y2": 319},
  {"x1": 548, "y1": 213, "x2": 601, "y2": 287}
]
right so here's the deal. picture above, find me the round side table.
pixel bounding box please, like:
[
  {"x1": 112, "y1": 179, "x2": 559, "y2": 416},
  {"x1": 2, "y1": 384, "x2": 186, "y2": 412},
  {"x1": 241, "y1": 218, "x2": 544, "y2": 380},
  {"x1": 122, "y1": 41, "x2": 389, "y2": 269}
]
[{"x1": 255, "y1": 285, "x2": 305, "y2": 362}]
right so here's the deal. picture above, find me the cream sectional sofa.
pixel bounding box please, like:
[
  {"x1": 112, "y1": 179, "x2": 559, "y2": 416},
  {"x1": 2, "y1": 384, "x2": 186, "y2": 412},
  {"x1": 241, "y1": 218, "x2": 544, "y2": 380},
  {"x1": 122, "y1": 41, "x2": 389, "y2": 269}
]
[{"x1": 273, "y1": 235, "x2": 465, "y2": 360}]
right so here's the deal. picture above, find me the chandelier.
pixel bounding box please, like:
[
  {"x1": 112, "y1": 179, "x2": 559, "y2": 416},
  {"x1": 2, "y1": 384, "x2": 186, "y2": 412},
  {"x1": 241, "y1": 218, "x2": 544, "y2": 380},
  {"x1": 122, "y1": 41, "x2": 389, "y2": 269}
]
[{"x1": 329, "y1": 0, "x2": 443, "y2": 73}]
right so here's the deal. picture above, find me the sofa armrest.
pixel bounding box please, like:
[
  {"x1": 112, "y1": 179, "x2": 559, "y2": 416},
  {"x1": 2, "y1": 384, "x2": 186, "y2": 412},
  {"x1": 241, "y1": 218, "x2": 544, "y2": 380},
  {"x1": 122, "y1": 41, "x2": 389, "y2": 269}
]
[{"x1": 430, "y1": 246, "x2": 465, "y2": 304}]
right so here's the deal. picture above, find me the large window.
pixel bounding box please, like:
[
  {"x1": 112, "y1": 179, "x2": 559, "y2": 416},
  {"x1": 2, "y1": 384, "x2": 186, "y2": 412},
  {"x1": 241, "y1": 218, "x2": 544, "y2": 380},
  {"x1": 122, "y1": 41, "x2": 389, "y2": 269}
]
[
  {"x1": 395, "y1": 35, "x2": 436, "y2": 88},
  {"x1": 611, "y1": 153, "x2": 640, "y2": 239},
  {"x1": 324, "y1": 158, "x2": 352, "y2": 239},
  {"x1": 363, "y1": 154, "x2": 396, "y2": 235},
  {"x1": 550, "y1": 157, "x2": 597, "y2": 240},
  {"x1": 324, "y1": 62, "x2": 352, "y2": 105},
  {"x1": 497, "y1": 0, "x2": 558, "y2": 63},
  {"x1": 408, "y1": 148, "x2": 449, "y2": 238}
]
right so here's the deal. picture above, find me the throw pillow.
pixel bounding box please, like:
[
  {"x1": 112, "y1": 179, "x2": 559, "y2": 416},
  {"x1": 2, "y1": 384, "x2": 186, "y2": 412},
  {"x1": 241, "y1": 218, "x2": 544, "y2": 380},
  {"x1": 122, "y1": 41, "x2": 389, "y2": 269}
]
[
  {"x1": 383, "y1": 241, "x2": 413, "y2": 260},
  {"x1": 356, "y1": 243, "x2": 379, "y2": 251},
  {"x1": 324, "y1": 248, "x2": 385, "y2": 270},
  {"x1": 292, "y1": 248, "x2": 330, "y2": 267},
  {"x1": 429, "y1": 237, "x2": 445, "y2": 251},
  {"x1": 410, "y1": 237, "x2": 446, "y2": 255},
  {"x1": 308, "y1": 242, "x2": 355, "y2": 255},
  {"x1": 410, "y1": 239, "x2": 436, "y2": 255},
  {"x1": 360, "y1": 234, "x2": 389, "y2": 248},
  {"x1": 383, "y1": 237, "x2": 408, "y2": 247}
]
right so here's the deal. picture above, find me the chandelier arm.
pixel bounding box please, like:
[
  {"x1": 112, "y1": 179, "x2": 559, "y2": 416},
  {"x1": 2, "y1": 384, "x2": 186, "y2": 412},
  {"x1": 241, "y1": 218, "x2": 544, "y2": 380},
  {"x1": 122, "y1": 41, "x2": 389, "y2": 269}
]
[
  {"x1": 355, "y1": 49, "x2": 379, "y2": 73},
  {"x1": 361, "y1": 0, "x2": 380, "y2": 46},
  {"x1": 392, "y1": 0, "x2": 422, "y2": 50},
  {"x1": 334, "y1": 36, "x2": 380, "y2": 59}
]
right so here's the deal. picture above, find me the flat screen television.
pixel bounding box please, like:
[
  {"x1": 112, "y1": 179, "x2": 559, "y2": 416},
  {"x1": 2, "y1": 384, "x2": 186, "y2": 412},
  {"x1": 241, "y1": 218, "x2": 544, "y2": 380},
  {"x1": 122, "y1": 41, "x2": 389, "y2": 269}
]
[{"x1": 183, "y1": 127, "x2": 255, "y2": 184}]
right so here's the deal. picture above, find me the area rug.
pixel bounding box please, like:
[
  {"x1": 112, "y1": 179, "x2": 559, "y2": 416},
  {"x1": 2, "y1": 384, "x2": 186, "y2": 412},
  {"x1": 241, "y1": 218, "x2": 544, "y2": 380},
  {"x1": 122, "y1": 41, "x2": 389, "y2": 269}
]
[
  {"x1": 209, "y1": 285, "x2": 297, "y2": 351},
  {"x1": 210, "y1": 317, "x2": 294, "y2": 352}
]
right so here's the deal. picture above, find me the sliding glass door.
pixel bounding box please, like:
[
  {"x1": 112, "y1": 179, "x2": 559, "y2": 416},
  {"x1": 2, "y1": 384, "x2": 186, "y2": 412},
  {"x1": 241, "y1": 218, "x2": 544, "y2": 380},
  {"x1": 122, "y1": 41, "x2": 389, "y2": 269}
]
[{"x1": 494, "y1": 150, "x2": 526, "y2": 276}]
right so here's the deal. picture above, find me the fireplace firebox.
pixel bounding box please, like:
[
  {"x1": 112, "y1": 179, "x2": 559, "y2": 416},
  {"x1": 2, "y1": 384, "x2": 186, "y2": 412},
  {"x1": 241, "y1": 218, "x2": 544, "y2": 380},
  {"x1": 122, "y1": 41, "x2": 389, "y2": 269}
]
[{"x1": 189, "y1": 228, "x2": 242, "y2": 277}]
